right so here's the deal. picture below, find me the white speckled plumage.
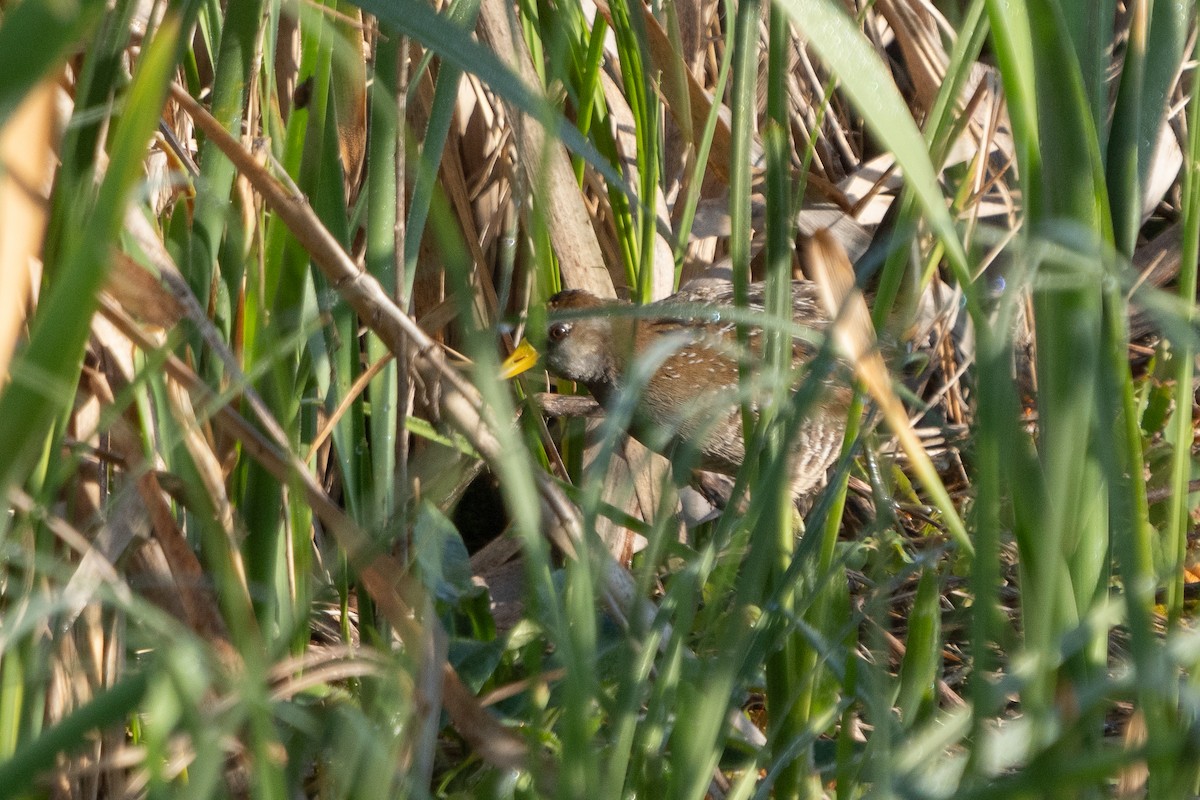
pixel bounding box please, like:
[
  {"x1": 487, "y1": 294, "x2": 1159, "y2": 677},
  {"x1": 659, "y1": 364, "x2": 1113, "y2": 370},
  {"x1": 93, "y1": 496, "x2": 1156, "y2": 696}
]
[{"x1": 537, "y1": 281, "x2": 850, "y2": 497}]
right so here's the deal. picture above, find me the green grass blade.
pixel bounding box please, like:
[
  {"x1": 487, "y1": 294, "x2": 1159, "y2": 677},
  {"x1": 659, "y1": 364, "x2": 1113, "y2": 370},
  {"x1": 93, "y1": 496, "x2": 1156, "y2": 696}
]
[
  {"x1": 1167, "y1": 20, "x2": 1200, "y2": 627},
  {"x1": 0, "y1": 14, "x2": 184, "y2": 493},
  {"x1": 0, "y1": 672, "x2": 149, "y2": 792},
  {"x1": 0, "y1": 0, "x2": 104, "y2": 127},
  {"x1": 185, "y1": 0, "x2": 265, "y2": 316},
  {"x1": 774, "y1": 0, "x2": 974, "y2": 307},
  {"x1": 403, "y1": 0, "x2": 481, "y2": 303},
  {"x1": 349, "y1": 0, "x2": 628, "y2": 196}
]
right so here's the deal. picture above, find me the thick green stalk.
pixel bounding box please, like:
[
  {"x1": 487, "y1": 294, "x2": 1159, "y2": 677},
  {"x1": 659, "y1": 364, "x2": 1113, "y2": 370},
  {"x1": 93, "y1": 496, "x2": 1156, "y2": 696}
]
[
  {"x1": 185, "y1": 0, "x2": 266, "y2": 318},
  {"x1": 366, "y1": 29, "x2": 402, "y2": 533},
  {"x1": 1168, "y1": 19, "x2": 1200, "y2": 628},
  {"x1": 760, "y1": 5, "x2": 816, "y2": 798},
  {"x1": 1166, "y1": 20, "x2": 1200, "y2": 799},
  {"x1": 607, "y1": 0, "x2": 659, "y2": 301}
]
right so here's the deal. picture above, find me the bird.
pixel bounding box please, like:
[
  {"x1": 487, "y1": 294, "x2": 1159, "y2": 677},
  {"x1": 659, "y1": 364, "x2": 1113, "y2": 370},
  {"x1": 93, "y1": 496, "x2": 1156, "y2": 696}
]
[{"x1": 500, "y1": 280, "x2": 852, "y2": 498}]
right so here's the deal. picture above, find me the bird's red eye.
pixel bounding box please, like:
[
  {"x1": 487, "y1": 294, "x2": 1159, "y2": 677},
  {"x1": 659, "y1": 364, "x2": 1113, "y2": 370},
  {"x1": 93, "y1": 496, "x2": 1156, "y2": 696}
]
[{"x1": 548, "y1": 322, "x2": 572, "y2": 342}]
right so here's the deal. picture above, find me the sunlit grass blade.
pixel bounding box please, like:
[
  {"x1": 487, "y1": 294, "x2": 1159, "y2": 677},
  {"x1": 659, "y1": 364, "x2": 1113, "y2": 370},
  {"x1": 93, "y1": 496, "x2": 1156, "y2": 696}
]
[
  {"x1": 0, "y1": 672, "x2": 149, "y2": 792},
  {"x1": 775, "y1": 0, "x2": 976, "y2": 310},
  {"x1": 0, "y1": 0, "x2": 104, "y2": 128},
  {"x1": 0, "y1": 14, "x2": 184, "y2": 494}
]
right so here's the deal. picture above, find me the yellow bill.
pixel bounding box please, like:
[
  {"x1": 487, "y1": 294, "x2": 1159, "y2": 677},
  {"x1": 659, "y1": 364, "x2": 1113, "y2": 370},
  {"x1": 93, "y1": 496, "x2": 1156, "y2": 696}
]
[{"x1": 498, "y1": 339, "x2": 540, "y2": 379}]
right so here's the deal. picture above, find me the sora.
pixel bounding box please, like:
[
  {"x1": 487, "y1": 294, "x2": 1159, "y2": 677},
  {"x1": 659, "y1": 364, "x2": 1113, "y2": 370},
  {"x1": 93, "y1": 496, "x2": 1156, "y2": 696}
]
[{"x1": 501, "y1": 281, "x2": 851, "y2": 497}]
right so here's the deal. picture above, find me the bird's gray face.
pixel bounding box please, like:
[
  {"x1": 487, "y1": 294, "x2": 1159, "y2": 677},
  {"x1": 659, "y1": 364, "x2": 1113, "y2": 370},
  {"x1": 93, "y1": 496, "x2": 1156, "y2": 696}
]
[{"x1": 543, "y1": 317, "x2": 619, "y2": 387}]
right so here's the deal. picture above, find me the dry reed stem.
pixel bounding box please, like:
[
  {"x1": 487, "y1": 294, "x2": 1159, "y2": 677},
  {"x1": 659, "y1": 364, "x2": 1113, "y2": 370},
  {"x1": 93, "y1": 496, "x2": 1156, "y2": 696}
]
[
  {"x1": 476, "y1": 0, "x2": 615, "y2": 298},
  {"x1": 806, "y1": 229, "x2": 973, "y2": 554},
  {"x1": 0, "y1": 80, "x2": 54, "y2": 384}
]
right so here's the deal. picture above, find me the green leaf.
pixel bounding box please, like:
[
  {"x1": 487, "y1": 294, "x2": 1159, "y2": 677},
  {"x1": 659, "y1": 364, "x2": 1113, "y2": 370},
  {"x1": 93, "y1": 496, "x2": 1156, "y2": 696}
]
[
  {"x1": 895, "y1": 568, "x2": 942, "y2": 727},
  {"x1": 1140, "y1": 380, "x2": 1172, "y2": 438},
  {"x1": 414, "y1": 500, "x2": 473, "y2": 603},
  {"x1": 0, "y1": 0, "x2": 105, "y2": 128}
]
